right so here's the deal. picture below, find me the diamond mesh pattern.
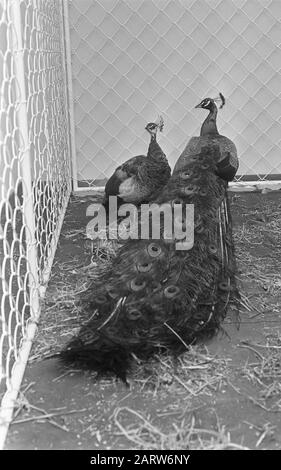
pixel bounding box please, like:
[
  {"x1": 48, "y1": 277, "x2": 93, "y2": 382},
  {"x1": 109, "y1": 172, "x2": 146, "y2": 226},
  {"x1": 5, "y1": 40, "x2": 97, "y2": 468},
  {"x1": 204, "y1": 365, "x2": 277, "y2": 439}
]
[
  {"x1": 68, "y1": 0, "x2": 281, "y2": 187},
  {"x1": 0, "y1": 0, "x2": 71, "y2": 444}
]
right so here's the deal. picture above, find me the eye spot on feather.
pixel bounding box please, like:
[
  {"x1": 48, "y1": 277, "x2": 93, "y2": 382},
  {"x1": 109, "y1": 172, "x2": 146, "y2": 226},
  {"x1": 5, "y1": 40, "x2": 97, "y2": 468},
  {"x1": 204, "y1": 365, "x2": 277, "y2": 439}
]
[
  {"x1": 208, "y1": 244, "x2": 217, "y2": 254},
  {"x1": 164, "y1": 285, "x2": 180, "y2": 298},
  {"x1": 127, "y1": 308, "x2": 142, "y2": 320},
  {"x1": 181, "y1": 171, "x2": 192, "y2": 180},
  {"x1": 95, "y1": 295, "x2": 108, "y2": 304},
  {"x1": 130, "y1": 278, "x2": 146, "y2": 292},
  {"x1": 184, "y1": 184, "x2": 196, "y2": 195},
  {"x1": 199, "y1": 188, "x2": 208, "y2": 197},
  {"x1": 147, "y1": 243, "x2": 162, "y2": 257},
  {"x1": 200, "y1": 163, "x2": 209, "y2": 170},
  {"x1": 219, "y1": 280, "x2": 230, "y2": 292},
  {"x1": 137, "y1": 261, "x2": 152, "y2": 273}
]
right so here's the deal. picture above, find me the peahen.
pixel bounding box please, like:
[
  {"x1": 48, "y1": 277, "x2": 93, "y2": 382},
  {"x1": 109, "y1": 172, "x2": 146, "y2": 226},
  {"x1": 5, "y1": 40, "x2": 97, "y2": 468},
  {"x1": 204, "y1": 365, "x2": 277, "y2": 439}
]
[
  {"x1": 103, "y1": 116, "x2": 171, "y2": 206},
  {"x1": 55, "y1": 144, "x2": 239, "y2": 383}
]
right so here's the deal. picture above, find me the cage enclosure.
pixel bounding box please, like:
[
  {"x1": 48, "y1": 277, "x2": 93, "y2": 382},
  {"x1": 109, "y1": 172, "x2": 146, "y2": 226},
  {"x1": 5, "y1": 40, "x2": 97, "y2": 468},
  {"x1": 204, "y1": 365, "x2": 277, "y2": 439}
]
[{"x1": 1, "y1": 0, "x2": 281, "y2": 449}]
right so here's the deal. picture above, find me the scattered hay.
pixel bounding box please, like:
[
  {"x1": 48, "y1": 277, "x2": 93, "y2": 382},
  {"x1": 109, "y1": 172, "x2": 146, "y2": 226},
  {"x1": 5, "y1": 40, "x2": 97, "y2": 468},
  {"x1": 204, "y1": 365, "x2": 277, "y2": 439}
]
[
  {"x1": 112, "y1": 406, "x2": 248, "y2": 450},
  {"x1": 32, "y1": 193, "x2": 281, "y2": 387},
  {"x1": 241, "y1": 334, "x2": 281, "y2": 411},
  {"x1": 130, "y1": 346, "x2": 231, "y2": 398},
  {"x1": 24, "y1": 192, "x2": 281, "y2": 450}
]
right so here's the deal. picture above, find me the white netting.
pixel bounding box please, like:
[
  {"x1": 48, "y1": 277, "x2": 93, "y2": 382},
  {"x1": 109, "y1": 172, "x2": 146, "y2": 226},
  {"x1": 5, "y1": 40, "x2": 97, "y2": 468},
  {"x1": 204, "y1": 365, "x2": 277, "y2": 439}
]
[
  {"x1": 0, "y1": 0, "x2": 71, "y2": 446},
  {"x1": 67, "y1": 0, "x2": 281, "y2": 189}
]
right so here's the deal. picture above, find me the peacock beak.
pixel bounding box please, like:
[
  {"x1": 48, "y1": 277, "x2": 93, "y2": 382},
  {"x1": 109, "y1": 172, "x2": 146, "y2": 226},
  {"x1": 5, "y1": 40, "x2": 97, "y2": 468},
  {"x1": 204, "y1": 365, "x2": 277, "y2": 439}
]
[{"x1": 195, "y1": 102, "x2": 203, "y2": 109}]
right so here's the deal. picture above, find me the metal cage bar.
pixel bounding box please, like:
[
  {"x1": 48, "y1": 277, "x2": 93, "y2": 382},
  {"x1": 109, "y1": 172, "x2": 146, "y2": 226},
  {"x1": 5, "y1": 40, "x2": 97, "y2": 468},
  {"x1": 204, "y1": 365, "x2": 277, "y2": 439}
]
[{"x1": 0, "y1": 0, "x2": 72, "y2": 448}]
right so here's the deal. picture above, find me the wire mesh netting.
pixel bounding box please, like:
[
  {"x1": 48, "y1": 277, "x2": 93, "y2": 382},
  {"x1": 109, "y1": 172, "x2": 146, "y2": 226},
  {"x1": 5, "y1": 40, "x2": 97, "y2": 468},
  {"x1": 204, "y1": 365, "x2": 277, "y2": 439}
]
[
  {"x1": 67, "y1": 0, "x2": 281, "y2": 190},
  {"x1": 1, "y1": 0, "x2": 281, "y2": 450},
  {"x1": 0, "y1": 0, "x2": 71, "y2": 446}
]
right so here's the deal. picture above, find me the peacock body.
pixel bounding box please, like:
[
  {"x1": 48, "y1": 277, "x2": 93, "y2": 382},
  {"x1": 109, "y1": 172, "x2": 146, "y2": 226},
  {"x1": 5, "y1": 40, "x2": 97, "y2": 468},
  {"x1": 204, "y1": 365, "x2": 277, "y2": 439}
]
[
  {"x1": 58, "y1": 144, "x2": 239, "y2": 382},
  {"x1": 104, "y1": 117, "x2": 171, "y2": 206},
  {"x1": 173, "y1": 94, "x2": 239, "y2": 183}
]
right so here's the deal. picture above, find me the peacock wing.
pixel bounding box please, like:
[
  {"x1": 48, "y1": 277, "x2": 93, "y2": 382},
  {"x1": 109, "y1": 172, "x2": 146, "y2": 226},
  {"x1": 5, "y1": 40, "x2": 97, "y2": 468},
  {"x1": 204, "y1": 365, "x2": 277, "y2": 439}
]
[
  {"x1": 172, "y1": 137, "x2": 201, "y2": 174},
  {"x1": 104, "y1": 155, "x2": 147, "y2": 198}
]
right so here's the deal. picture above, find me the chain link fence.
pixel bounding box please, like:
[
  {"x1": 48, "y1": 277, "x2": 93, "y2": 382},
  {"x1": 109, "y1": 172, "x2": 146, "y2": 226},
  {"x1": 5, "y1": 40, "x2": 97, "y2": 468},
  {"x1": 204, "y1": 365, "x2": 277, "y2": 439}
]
[
  {"x1": 67, "y1": 0, "x2": 281, "y2": 191},
  {"x1": 1, "y1": 0, "x2": 281, "y2": 450},
  {"x1": 0, "y1": 0, "x2": 71, "y2": 447}
]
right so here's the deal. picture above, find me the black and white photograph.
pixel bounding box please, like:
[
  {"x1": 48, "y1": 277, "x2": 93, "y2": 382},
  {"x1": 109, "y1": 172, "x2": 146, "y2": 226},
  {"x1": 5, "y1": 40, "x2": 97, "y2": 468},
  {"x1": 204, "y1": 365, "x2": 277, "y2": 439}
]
[{"x1": 0, "y1": 0, "x2": 281, "y2": 454}]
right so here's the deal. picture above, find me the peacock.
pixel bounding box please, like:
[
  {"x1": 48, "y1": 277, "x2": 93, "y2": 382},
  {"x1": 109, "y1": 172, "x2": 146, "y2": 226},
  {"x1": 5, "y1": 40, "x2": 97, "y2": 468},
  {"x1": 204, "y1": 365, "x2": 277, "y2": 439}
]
[
  {"x1": 173, "y1": 93, "x2": 239, "y2": 311},
  {"x1": 103, "y1": 116, "x2": 171, "y2": 206},
  {"x1": 55, "y1": 143, "x2": 239, "y2": 383},
  {"x1": 86, "y1": 116, "x2": 171, "y2": 249},
  {"x1": 173, "y1": 93, "x2": 239, "y2": 182}
]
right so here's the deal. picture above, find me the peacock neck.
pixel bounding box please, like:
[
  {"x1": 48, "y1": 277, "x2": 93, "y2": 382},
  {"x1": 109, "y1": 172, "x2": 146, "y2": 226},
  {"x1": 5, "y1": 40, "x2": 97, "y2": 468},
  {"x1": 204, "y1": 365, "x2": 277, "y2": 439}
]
[
  {"x1": 147, "y1": 136, "x2": 167, "y2": 164},
  {"x1": 200, "y1": 104, "x2": 219, "y2": 137}
]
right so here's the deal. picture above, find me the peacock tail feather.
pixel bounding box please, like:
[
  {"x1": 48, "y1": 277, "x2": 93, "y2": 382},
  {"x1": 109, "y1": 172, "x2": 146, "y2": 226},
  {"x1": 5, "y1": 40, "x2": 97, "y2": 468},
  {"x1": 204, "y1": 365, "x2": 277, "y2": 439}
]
[{"x1": 59, "y1": 144, "x2": 239, "y2": 382}]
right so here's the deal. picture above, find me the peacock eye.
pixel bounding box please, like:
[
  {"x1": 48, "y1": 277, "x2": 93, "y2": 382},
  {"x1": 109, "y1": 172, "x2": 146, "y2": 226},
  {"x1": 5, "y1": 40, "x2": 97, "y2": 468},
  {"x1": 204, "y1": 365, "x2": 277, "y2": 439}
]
[
  {"x1": 181, "y1": 171, "x2": 191, "y2": 180},
  {"x1": 200, "y1": 163, "x2": 209, "y2": 170},
  {"x1": 164, "y1": 285, "x2": 180, "y2": 298},
  {"x1": 184, "y1": 185, "x2": 196, "y2": 195},
  {"x1": 137, "y1": 262, "x2": 152, "y2": 273},
  {"x1": 147, "y1": 243, "x2": 162, "y2": 257},
  {"x1": 95, "y1": 295, "x2": 107, "y2": 304},
  {"x1": 126, "y1": 308, "x2": 142, "y2": 320},
  {"x1": 208, "y1": 244, "x2": 217, "y2": 254},
  {"x1": 219, "y1": 280, "x2": 230, "y2": 291},
  {"x1": 130, "y1": 278, "x2": 146, "y2": 291},
  {"x1": 199, "y1": 188, "x2": 208, "y2": 196}
]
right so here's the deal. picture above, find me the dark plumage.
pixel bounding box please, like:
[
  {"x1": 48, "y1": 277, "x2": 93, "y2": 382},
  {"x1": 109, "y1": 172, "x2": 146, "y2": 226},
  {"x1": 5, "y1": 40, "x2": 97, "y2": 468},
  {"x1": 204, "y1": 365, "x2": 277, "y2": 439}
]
[
  {"x1": 56, "y1": 144, "x2": 239, "y2": 382},
  {"x1": 173, "y1": 94, "x2": 240, "y2": 341},
  {"x1": 173, "y1": 94, "x2": 239, "y2": 182},
  {"x1": 104, "y1": 117, "x2": 171, "y2": 206}
]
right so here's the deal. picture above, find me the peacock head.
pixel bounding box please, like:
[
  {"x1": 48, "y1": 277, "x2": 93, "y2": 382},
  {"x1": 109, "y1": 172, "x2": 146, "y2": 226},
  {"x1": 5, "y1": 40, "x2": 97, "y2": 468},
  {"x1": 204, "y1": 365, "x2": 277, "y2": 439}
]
[
  {"x1": 145, "y1": 115, "x2": 164, "y2": 135},
  {"x1": 145, "y1": 122, "x2": 159, "y2": 135},
  {"x1": 195, "y1": 93, "x2": 225, "y2": 111}
]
